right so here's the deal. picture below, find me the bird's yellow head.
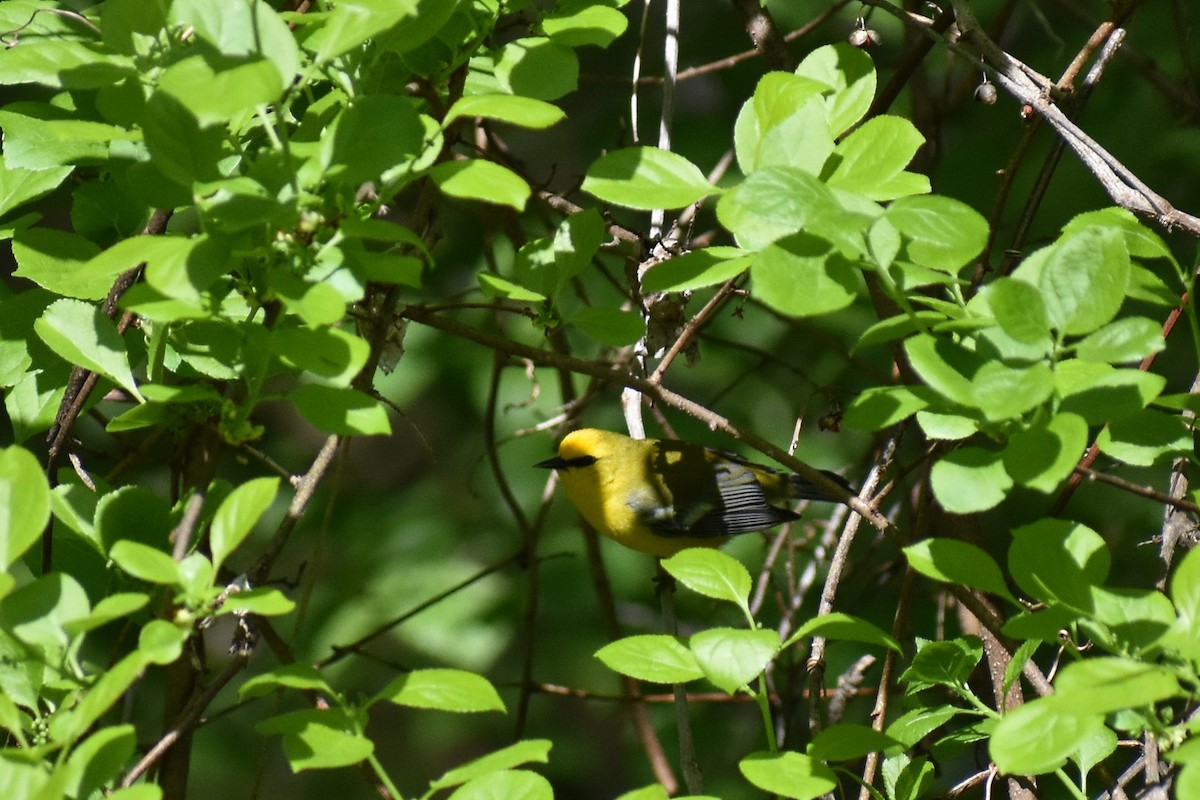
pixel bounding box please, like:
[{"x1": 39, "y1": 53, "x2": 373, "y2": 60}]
[{"x1": 535, "y1": 429, "x2": 655, "y2": 547}]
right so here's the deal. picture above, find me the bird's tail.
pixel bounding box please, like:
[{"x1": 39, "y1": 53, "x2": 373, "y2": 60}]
[{"x1": 787, "y1": 470, "x2": 854, "y2": 502}]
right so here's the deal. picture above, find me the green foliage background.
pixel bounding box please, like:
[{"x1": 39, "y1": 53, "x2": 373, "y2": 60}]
[{"x1": 1, "y1": 1, "x2": 1200, "y2": 799}]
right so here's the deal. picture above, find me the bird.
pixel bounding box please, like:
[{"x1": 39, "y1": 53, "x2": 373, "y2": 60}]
[{"x1": 536, "y1": 428, "x2": 849, "y2": 557}]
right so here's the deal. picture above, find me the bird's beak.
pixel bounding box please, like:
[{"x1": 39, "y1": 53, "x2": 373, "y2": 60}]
[{"x1": 535, "y1": 456, "x2": 568, "y2": 469}]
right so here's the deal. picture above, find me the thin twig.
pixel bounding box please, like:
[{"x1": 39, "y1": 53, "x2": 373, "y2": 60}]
[
  {"x1": 120, "y1": 655, "x2": 248, "y2": 787},
  {"x1": 858, "y1": 569, "x2": 915, "y2": 800},
  {"x1": 807, "y1": 436, "x2": 895, "y2": 733},
  {"x1": 1074, "y1": 465, "x2": 1200, "y2": 515},
  {"x1": 658, "y1": 570, "x2": 704, "y2": 795}
]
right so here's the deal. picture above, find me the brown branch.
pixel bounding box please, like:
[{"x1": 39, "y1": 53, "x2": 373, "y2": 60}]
[
  {"x1": 729, "y1": 0, "x2": 794, "y2": 71},
  {"x1": 858, "y1": 568, "x2": 916, "y2": 800},
  {"x1": 863, "y1": 0, "x2": 1200, "y2": 237},
  {"x1": 807, "y1": 435, "x2": 896, "y2": 734},
  {"x1": 121, "y1": 654, "x2": 249, "y2": 788},
  {"x1": 948, "y1": 0, "x2": 1200, "y2": 235},
  {"x1": 41, "y1": 208, "x2": 172, "y2": 571},
  {"x1": 1074, "y1": 465, "x2": 1200, "y2": 515},
  {"x1": 402, "y1": 305, "x2": 878, "y2": 526}
]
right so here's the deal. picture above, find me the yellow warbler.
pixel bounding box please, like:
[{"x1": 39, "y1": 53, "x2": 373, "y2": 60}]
[{"x1": 536, "y1": 428, "x2": 848, "y2": 557}]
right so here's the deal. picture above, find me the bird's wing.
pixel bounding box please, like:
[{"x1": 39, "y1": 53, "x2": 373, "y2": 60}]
[{"x1": 641, "y1": 460, "x2": 798, "y2": 538}]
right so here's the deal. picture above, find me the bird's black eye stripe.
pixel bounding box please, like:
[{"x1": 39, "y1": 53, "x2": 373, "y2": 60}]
[{"x1": 562, "y1": 455, "x2": 597, "y2": 469}]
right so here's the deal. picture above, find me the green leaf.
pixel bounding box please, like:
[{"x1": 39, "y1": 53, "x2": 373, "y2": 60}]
[
  {"x1": 930, "y1": 447, "x2": 1012, "y2": 513},
  {"x1": 1008, "y1": 519, "x2": 1109, "y2": 610},
  {"x1": 885, "y1": 706, "x2": 960, "y2": 747},
  {"x1": 1038, "y1": 226, "x2": 1130, "y2": 336},
  {"x1": 569, "y1": 307, "x2": 644, "y2": 346},
  {"x1": 35, "y1": 298, "x2": 142, "y2": 400},
  {"x1": 843, "y1": 385, "x2": 929, "y2": 431},
  {"x1": 109, "y1": 785, "x2": 163, "y2": 800},
  {"x1": 141, "y1": 92, "x2": 224, "y2": 186},
  {"x1": 52, "y1": 651, "x2": 148, "y2": 743},
  {"x1": 904, "y1": 539, "x2": 1015, "y2": 602},
  {"x1": 0, "y1": 572, "x2": 90, "y2": 658},
  {"x1": 429, "y1": 160, "x2": 531, "y2": 211},
  {"x1": 71, "y1": 179, "x2": 150, "y2": 245},
  {"x1": 751, "y1": 233, "x2": 858, "y2": 317},
  {"x1": 110, "y1": 541, "x2": 181, "y2": 585},
  {"x1": 1096, "y1": 408, "x2": 1191, "y2": 466},
  {"x1": 158, "y1": 56, "x2": 282, "y2": 126},
  {"x1": 899, "y1": 636, "x2": 982, "y2": 692},
  {"x1": 583, "y1": 147, "x2": 718, "y2": 210},
  {"x1": 733, "y1": 72, "x2": 833, "y2": 174},
  {"x1": 322, "y1": 95, "x2": 424, "y2": 186},
  {"x1": 95, "y1": 485, "x2": 172, "y2": 553},
  {"x1": 985, "y1": 277, "x2": 1052, "y2": 345},
  {"x1": 786, "y1": 612, "x2": 902, "y2": 652},
  {"x1": 689, "y1": 627, "x2": 779, "y2": 694},
  {"x1": 478, "y1": 272, "x2": 547, "y2": 302},
  {"x1": 1055, "y1": 656, "x2": 1181, "y2": 712},
  {"x1": 661, "y1": 548, "x2": 752, "y2": 609},
  {"x1": 197, "y1": 175, "x2": 295, "y2": 233},
  {"x1": 1074, "y1": 316, "x2": 1164, "y2": 364},
  {"x1": 594, "y1": 635, "x2": 704, "y2": 684},
  {"x1": 1064, "y1": 207, "x2": 1178, "y2": 266},
  {"x1": 210, "y1": 477, "x2": 279, "y2": 571},
  {"x1": 444, "y1": 95, "x2": 565, "y2": 129},
  {"x1": 87, "y1": 234, "x2": 228, "y2": 303},
  {"x1": 380, "y1": 668, "x2": 506, "y2": 713},
  {"x1": 170, "y1": 0, "x2": 300, "y2": 87},
  {"x1": 809, "y1": 723, "x2": 903, "y2": 762},
  {"x1": 885, "y1": 196, "x2": 987, "y2": 273},
  {"x1": 795, "y1": 43, "x2": 876, "y2": 137},
  {"x1": 61, "y1": 724, "x2": 137, "y2": 800},
  {"x1": 1071, "y1": 725, "x2": 1118, "y2": 778},
  {"x1": 717, "y1": 166, "x2": 870, "y2": 252},
  {"x1": 614, "y1": 786, "x2": 671, "y2": 800},
  {"x1": 11, "y1": 228, "x2": 106, "y2": 300},
  {"x1": 739, "y1": 751, "x2": 837, "y2": 800},
  {"x1": 855, "y1": 311, "x2": 941, "y2": 351},
  {"x1": 138, "y1": 619, "x2": 188, "y2": 665},
  {"x1": 494, "y1": 37, "x2": 578, "y2": 101},
  {"x1": 272, "y1": 325, "x2": 371, "y2": 386},
  {"x1": 240, "y1": 664, "x2": 334, "y2": 700},
  {"x1": 64, "y1": 593, "x2": 149, "y2": 635},
  {"x1": 990, "y1": 698, "x2": 1105, "y2": 775},
  {"x1": 1088, "y1": 586, "x2": 1174, "y2": 653},
  {"x1": 300, "y1": 0, "x2": 418, "y2": 63},
  {"x1": 292, "y1": 385, "x2": 392, "y2": 436},
  {"x1": 431, "y1": 740, "x2": 553, "y2": 791},
  {"x1": 641, "y1": 247, "x2": 751, "y2": 293},
  {"x1": 257, "y1": 709, "x2": 374, "y2": 771},
  {"x1": 1056, "y1": 360, "x2": 1164, "y2": 424},
  {"x1": 883, "y1": 755, "x2": 936, "y2": 800},
  {"x1": 0, "y1": 103, "x2": 127, "y2": 169},
  {"x1": 905, "y1": 334, "x2": 1053, "y2": 421},
  {"x1": 901, "y1": 334, "x2": 977, "y2": 408},
  {"x1": 447, "y1": 770, "x2": 553, "y2": 800},
  {"x1": 1171, "y1": 547, "x2": 1200, "y2": 631},
  {"x1": 827, "y1": 116, "x2": 927, "y2": 200},
  {"x1": 542, "y1": 2, "x2": 628, "y2": 48},
  {"x1": 0, "y1": 445, "x2": 51, "y2": 568},
  {"x1": 0, "y1": 156, "x2": 72, "y2": 218},
  {"x1": 915, "y1": 411, "x2": 977, "y2": 441},
  {"x1": 1001, "y1": 412, "x2": 1089, "y2": 493},
  {"x1": 221, "y1": 587, "x2": 295, "y2": 616}
]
